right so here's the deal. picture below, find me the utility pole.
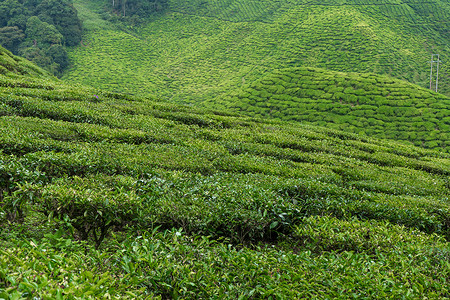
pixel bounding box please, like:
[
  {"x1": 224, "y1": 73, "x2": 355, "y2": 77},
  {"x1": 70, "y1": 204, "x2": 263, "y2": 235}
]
[{"x1": 429, "y1": 54, "x2": 441, "y2": 93}]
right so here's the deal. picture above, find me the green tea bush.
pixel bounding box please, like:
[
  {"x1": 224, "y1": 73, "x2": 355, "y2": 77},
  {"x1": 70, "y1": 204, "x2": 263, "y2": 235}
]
[
  {"x1": 0, "y1": 239, "x2": 147, "y2": 299},
  {"x1": 291, "y1": 215, "x2": 448, "y2": 254},
  {"x1": 0, "y1": 153, "x2": 46, "y2": 222},
  {"x1": 20, "y1": 175, "x2": 145, "y2": 248}
]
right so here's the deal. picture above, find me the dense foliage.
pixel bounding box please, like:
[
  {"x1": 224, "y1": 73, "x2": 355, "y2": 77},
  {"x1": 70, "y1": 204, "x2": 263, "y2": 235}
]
[
  {"x1": 0, "y1": 0, "x2": 82, "y2": 75},
  {"x1": 1, "y1": 47, "x2": 450, "y2": 298},
  {"x1": 209, "y1": 67, "x2": 450, "y2": 152}
]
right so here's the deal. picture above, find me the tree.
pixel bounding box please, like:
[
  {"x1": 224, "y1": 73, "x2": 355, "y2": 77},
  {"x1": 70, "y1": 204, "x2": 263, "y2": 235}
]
[
  {"x1": 19, "y1": 46, "x2": 57, "y2": 73},
  {"x1": 45, "y1": 43, "x2": 68, "y2": 74},
  {"x1": 0, "y1": 0, "x2": 29, "y2": 27},
  {"x1": 34, "y1": 0, "x2": 82, "y2": 46},
  {"x1": 25, "y1": 16, "x2": 63, "y2": 47},
  {"x1": 0, "y1": 0, "x2": 82, "y2": 75},
  {"x1": 0, "y1": 26, "x2": 25, "y2": 52}
]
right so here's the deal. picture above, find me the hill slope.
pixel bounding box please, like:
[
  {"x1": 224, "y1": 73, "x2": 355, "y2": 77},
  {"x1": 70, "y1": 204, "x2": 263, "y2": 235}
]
[
  {"x1": 64, "y1": 0, "x2": 449, "y2": 102},
  {"x1": 209, "y1": 67, "x2": 450, "y2": 152},
  {"x1": 1, "y1": 46, "x2": 450, "y2": 298},
  {"x1": 0, "y1": 47, "x2": 49, "y2": 78}
]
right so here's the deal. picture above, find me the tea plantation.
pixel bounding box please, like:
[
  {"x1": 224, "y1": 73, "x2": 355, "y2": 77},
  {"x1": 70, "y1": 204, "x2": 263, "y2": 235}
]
[
  {"x1": 64, "y1": 0, "x2": 449, "y2": 103},
  {"x1": 210, "y1": 67, "x2": 450, "y2": 152},
  {"x1": 1, "y1": 46, "x2": 450, "y2": 298}
]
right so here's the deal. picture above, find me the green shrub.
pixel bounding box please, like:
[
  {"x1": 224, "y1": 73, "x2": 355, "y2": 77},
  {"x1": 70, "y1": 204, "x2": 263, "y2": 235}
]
[{"x1": 20, "y1": 176, "x2": 145, "y2": 248}]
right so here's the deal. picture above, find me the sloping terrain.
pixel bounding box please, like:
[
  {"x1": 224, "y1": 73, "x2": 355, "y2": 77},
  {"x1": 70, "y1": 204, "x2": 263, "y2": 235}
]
[
  {"x1": 1, "y1": 46, "x2": 450, "y2": 298},
  {"x1": 209, "y1": 67, "x2": 450, "y2": 152},
  {"x1": 0, "y1": 47, "x2": 49, "y2": 78},
  {"x1": 64, "y1": 0, "x2": 449, "y2": 102}
]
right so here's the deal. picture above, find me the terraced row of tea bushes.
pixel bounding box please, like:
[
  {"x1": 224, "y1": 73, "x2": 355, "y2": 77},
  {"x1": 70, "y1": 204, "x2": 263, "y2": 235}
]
[
  {"x1": 0, "y1": 109, "x2": 447, "y2": 180},
  {"x1": 65, "y1": 0, "x2": 449, "y2": 106},
  {"x1": 215, "y1": 67, "x2": 450, "y2": 152},
  {"x1": 2, "y1": 224, "x2": 449, "y2": 299},
  {"x1": 6, "y1": 155, "x2": 449, "y2": 255},
  {"x1": 1, "y1": 75, "x2": 448, "y2": 173},
  {"x1": 12, "y1": 169, "x2": 449, "y2": 243},
  {"x1": 168, "y1": 0, "x2": 449, "y2": 26},
  {"x1": 168, "y1": 0, "x2": 282, "y2": 22},
  {"x1": 2, "y1": 57, "x2": 450, "y2": 297},
  {"x1": 1, "y1": 71, "x2": 449, "y2": 244}
]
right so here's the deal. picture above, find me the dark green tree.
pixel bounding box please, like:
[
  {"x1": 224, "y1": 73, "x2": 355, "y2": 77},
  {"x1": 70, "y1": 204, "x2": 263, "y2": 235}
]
[
  {"x1": 19, "y1": 46, "x2": 56, "y2": 73},
  {"x1": 7, "y1": 14, "x2": 29, "y2": 31},
  {"x1": 34, "y1": 0, "x2": 82, "y2": 46},
  {"x1": 19, "y1": 16, "x2": 65, "y2": 73},
  {"x1": 0, "y1": 26, "x2": 25, "y2": 52},
  {"x1": 0, "y1": 0, "x2": 82, "y2": 75},
  {"x1": 0, "y1": 0, "x2": 29, "y2": 27},
  {"x1": 25, "y1": 16, "x2": 63, "y2": 47},
  {"x1": 45, "y1": 43, "x2": 68, "y2": 74}
]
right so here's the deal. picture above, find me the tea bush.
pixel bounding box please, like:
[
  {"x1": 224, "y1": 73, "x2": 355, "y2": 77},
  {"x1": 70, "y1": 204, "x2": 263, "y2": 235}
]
[
  {"x1": 2, "y1": 228, "x2": 449, "y2": 299},
  {"x1": 21, "y1": 176, "x2": 145, "y2": 248}
]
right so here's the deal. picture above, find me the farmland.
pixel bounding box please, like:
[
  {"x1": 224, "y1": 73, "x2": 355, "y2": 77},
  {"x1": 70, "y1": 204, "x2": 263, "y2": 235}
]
[
  {"x1": 211, "y1": 67, "x2": 450, "y2": 152},
  {"x1": 1, "y1": 46, "x2": 450, "y2": 298},
  {"x1": 64, "y1": 0, "x2": 450, "y2": 102}
]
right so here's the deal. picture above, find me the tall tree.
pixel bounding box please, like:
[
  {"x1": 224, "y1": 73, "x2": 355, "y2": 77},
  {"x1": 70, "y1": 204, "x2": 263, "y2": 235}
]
[
  {"x1": 34, "y1": 0, "x2": 82, "y2": 46},
  {"x1": 0, "y1": 0, "x2": 29, "y2": 27},
  {"x1": 25, "y1": 16, "x2": 62, "y2": 47},
  {"x1": 0, "y1": 26, "x2": 25, "y2": 52}
]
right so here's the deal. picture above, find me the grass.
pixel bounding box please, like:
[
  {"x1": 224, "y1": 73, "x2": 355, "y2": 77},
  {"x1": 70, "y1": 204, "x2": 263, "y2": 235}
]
[{"x1": 1, "y1": 46, "x2": 450, "y2": 298}]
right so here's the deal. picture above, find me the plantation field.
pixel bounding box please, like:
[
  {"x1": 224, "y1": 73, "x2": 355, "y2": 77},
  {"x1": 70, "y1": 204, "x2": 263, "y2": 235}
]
[
  {"x1": 64, "y1": 0, "x2": 450, "y2": 103},
  {"x1": 1, "y1": 47, "x2": 450, "y2": 298},
  {"x1": 209, "y1": 67, "x2": 450, "y2": 152}
]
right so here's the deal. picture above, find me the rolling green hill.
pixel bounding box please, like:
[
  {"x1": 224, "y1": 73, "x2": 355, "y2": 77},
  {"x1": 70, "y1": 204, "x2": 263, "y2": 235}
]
[
  {"x1": 1, "y1": 47, "x2": 450, "y2": 298},
  {"x1": 64, "y1": 0, "x2": 449, "y2": 103},
  {"x1": 209, "y1": 67, "x2": 450, "y2": 152}
]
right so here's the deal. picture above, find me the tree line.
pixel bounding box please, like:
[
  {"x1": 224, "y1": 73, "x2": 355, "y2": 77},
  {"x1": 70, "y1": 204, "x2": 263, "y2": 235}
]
[{"x1": 110, "y1": 0, "x2": 168, "y2": 18}]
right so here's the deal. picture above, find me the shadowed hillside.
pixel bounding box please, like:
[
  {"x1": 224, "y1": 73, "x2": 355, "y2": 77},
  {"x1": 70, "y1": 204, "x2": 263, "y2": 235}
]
[
  {"x1": 1, "y1": 46, "x2": 450, "y2": 298},
  {"x1": 209, "y1": 67, "x2": 450, "y2": 152},
  {"x1": 0, "y1": 47, "x2": 49, "y2": 78}
]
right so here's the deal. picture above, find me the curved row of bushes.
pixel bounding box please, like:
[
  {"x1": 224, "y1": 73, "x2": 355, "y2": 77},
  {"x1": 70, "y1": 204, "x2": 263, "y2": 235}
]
[{"x1": 215, "y1": 67, "x2": 450, "y2": 152}]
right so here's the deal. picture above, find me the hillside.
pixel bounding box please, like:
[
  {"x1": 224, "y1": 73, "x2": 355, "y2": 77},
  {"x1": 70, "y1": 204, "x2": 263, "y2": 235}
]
[
  {"x1": 0, "y1": 46, "x2": 49, "y2": 78},
  {"x1": 209, "y1": 67, "x2": 450, "y2": 152},
  {"x1": 64, "y1": 0, "x2": 449, "y2": 102},
  {"x1": 1, "y1": 47, "x2": 450, "y2": 298}
]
